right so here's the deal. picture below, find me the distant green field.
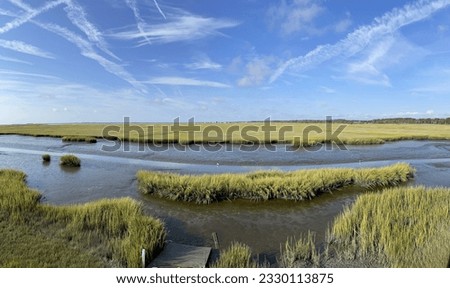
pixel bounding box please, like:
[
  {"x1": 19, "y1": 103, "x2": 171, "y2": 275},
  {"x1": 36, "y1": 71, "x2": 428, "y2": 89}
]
[{"x1": 0, "y1": 122, "x2": 449, "y2": 145}]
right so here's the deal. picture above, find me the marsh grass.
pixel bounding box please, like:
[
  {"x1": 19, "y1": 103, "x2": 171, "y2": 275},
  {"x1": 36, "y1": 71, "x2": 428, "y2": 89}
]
[
  {"x1": 137, "y1": 163, "x2": 414, "y2": 204},
  {"x1": 1, "y1": 123, "x2": 450, "y2": 146},
  {"x1": 255, "y1": 185, "x2": 450, "y2": 268},
  {"x1": 328, "y1": 186, "x2": 450, "y2": 267},
  {"x1": 0, "y1": 170, "x2": 41, "y2": 222},
  {"x1": 42, "y1": 154, "x2": 51, "y2": 162},
  {"x1": 212, "y1": 242, "x2": 258, "y2": 268},
  {"x1": 85, "y1": 137, "x2": 97, "y2": 143},
  {"x1": 60, "y1": 154, "x2": 81, "y2": 167},
  {"x1": 0, "y1": 170, "x2": 166, "y2": 267},
  {"x1": 62, "y1": 136, "x2": 97, "y2": 143},
  {"x1": 279, "y1": 231, "x2": 320, "y2": 268}
]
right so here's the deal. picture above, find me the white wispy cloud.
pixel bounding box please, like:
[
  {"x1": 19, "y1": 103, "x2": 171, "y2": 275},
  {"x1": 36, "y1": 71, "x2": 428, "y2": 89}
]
[
  {"x1": 153, "y1": 97, "x2": 191, "y2": 109},
  {"x1": 319, "y1": 86, "x2": 336, "y2": 94},
  {"x1": 112, "y1": 11, "x2": 239, "y2": 45},
  {"x1": 147, "y1": 77, "x2": 230, "y2": 88},
  {"x1": 0, "y1": 39, "x2": 54, "y2": 58},
  {"x1": 124, "y1": 0, "x2": 168, "y2": 46},
  {"x1": 270, "y1": 0, "x2": 450, "y2": 83},
  {"x1": 396, "y1": 110, "x2": 435, "y2": 116},
  {"x1": 345, "y1": 37, "x2": 395, "y2": 86},
  {"x1": 0, "y1": 55, "x2": 32, "y2": 64},
  {"x1": 185, "y1": 56, "x2": 222, "y2": 70},
  {"x1": 334, "y1": 16, "x2": 352, "y2": 33},
  {"x1": 410, "y1": 83, "x2": 450, "y2": 95},
  {"x1": 0, "y1": 78, "x2": 158, "y2": 123},
  {"x1": 185, "y1": 61, "x2": 222, "y2": 70},
  {"x1": 0, "y1": 0, "x2": 65, "y2": 34},
  {"x1": 0, "y1": 75, "x2": 234, "y2": 123},
  {"x1": 7, "y1": 0, "x2": 32, "y2": 11},
  {"x1": 0, "y1": 69, "x2": 59, "y2": 79},
  {"x1": 0, "y1": 8, "x2": 16, "y2": 17},
  {"x1": 238, "y1": 57, "x2": 276, "y2": 87},
  {"x1": 267, "y1": 0, "x2": 324, "y2": 35}
]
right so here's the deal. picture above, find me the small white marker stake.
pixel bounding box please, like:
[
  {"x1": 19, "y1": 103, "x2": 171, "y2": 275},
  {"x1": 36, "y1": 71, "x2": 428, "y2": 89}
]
[{"x1": 141, "y1": 249, "x2": 146, "y2": 268}]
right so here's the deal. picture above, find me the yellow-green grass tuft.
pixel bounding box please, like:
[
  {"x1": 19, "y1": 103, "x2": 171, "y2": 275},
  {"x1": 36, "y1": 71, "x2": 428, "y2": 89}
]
[
  {"x1": 213, "y1": 242, "x2": 258, "y2": 268},
  {"x1": 329, "y1": 186, "x2": 450, "y2": 267},
  {"x1": 62, "y1": 136, "x2": 97, "y2": 143},
  {"x1": 279, "y1": 231, "x2": 320, "y2": 268},
  {"x1": 137, "y1": 163, "x2": 415, "y2": 204},
  {"x1": 60, "y1": 154, "x2": 81, "y2": 167},
  {"x1": 0, "y1": 170, "x2": 41, "y2": 222}
]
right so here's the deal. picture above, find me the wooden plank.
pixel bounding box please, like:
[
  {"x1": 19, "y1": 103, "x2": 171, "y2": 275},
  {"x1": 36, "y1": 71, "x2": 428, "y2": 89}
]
[
  {"x1": 211, "y1": 232, "x2": 220, "y2": 249},
  {"x1": 149, "y1": 243, "x2": 212, "y2": 268}
]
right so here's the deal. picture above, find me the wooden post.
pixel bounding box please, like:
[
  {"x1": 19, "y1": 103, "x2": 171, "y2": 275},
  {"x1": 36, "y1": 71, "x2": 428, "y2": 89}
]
[
  {"x1": 211, "y1": 232, "x2": 220, "y2": 249},
  {"x1": 141, "y1": 249, "x2": 146, "y2": 268}
]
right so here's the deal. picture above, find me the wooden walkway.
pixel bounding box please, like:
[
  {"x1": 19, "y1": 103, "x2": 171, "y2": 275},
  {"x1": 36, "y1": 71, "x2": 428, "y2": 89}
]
[{"x1": 149, "y1": 243, "x2": 212, "y2": 268}]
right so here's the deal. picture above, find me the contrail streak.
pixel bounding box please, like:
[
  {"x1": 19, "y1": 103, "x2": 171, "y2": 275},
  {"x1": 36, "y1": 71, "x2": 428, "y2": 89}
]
[
  {"x1": 269, "y1": 0, "x2": 450, "y2": 83},
  {"x1": 0, "y1": 55, "x2": 32, "y2": 65},
  {"x1": 0, "y1": 0, "x2": 65, "y2": 34},
  {"x1": 125, "y1": 0, "x2": 152, "y2": 45},
  {"x1": 153, "y1": 0, "x2": 166, "y2": 19},
  {"x1": 64, "y1": 0, "x2": 120, "y2": 61},
  {"x1": 5, "y1": 0, "x2": 151, "y2": 93},
  {"x1": 0, "y1": 39, "x2": 54, "y2": 58},
  {"x1": 37, "y1": 21, "x2": 146, "y2": 93},
  {"x1": 7, "y1": 0, "x2": 32, "y2": 11}
]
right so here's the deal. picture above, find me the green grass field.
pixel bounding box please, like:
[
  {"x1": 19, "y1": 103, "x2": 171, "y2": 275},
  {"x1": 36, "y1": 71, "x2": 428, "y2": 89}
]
[
  {"x1": 0, "y1": 122, "x2": 449, "y2": 145},
  {"x1": 137, "y1": 163, "x2": 414, "y2": 204},
  {"x1": 0, "y1": 170, "x2": 166, "y2": 268}
]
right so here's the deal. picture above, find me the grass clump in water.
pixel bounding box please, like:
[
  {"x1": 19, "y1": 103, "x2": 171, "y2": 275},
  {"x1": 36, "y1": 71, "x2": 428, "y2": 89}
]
[
  {"x1": 213, "y1": 242, "x2": 258, "y2": 268},
  {"x1": 42, "y1": 154, "x2": 51, "y2": 162},
  {"x1": 62, "y1": 136, "x2": 97, "y2": 143},
  {"x1": 137, "y1": 163, "x2": 414, "y2": 204},
  {"x1": 84, "y1": 137, "x2": 97, "y2": 143},
  {"x1": 0, "y1": 169, "x2": 166, "y2": 267},
  {"x1": 328, "y1": 186, "x2": 450, "y2": 267},
  {"x1": 60, "y1": 154, "x2": 81, "y2": 167}
]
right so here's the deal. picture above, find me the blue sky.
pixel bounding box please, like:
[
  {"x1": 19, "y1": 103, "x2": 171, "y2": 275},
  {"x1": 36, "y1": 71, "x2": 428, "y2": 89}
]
[{"x1": 1, "y1": 0, "x2": 450, "y2": 123}]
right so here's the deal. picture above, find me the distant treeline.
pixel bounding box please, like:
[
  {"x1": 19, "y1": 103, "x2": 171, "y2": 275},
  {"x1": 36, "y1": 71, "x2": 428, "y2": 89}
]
[{"x1": 269, "y1": 117, "x2": 450, "y2": 124}]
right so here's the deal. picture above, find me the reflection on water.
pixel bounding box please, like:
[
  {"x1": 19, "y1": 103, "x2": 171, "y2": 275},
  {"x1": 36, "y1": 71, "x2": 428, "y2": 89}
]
[
  {"x1": 59, "y1": 165, "x2": 81, "y2": 174},
  {"x1": 1, "y1": 135, "x2": 450, "y2": 257}
]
